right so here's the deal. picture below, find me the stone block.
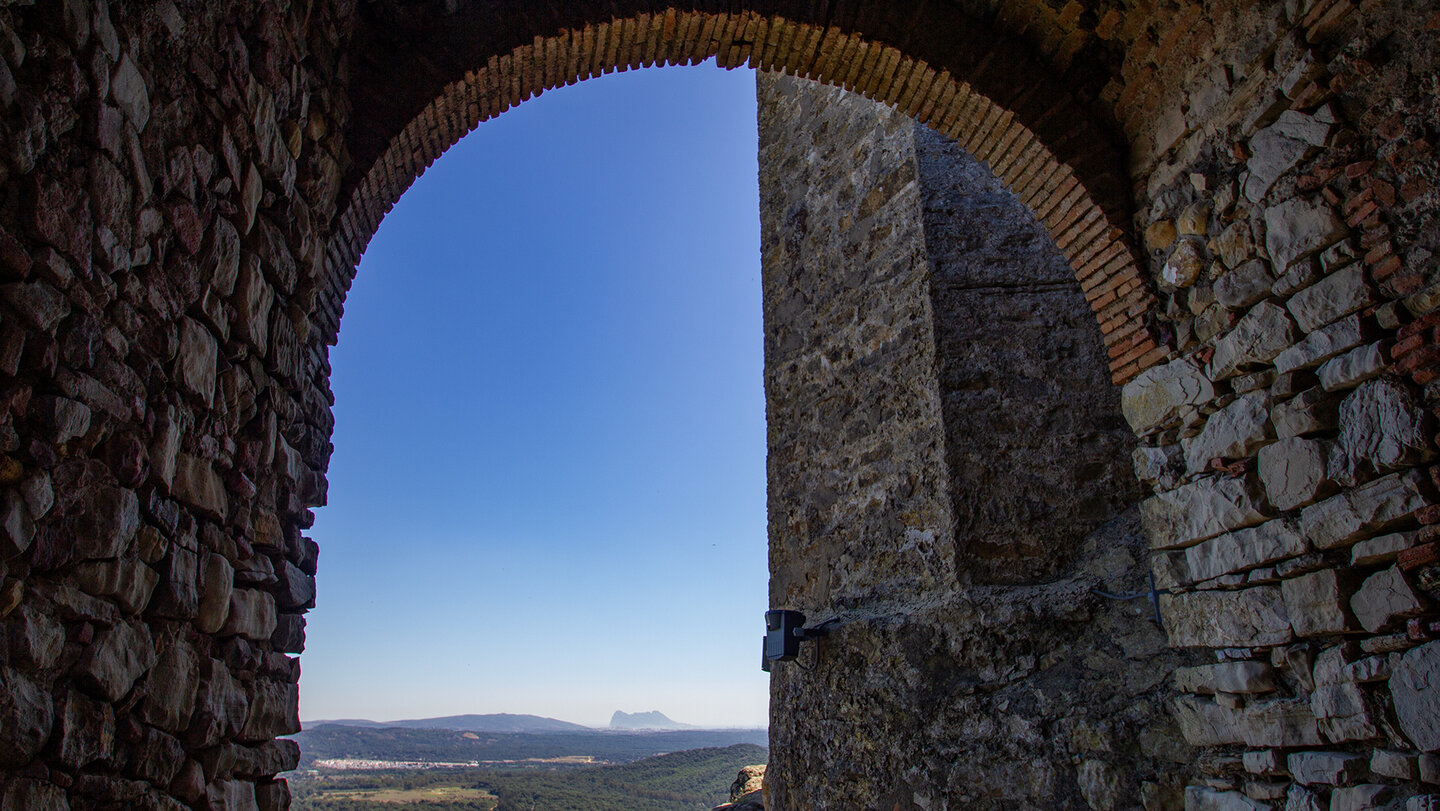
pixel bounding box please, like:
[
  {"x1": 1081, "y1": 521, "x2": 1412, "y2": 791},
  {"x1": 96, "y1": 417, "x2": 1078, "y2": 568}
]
[
  {"x1": 1350, "y1": 566, "x2": 1426, "y2": 633},
  {"x1": 110, "y1": 53, "x2": 149, "y2": 131},
  {"x1": 71, "y1": 484, "x2": 140, "y2": 560},
  {"x1": 172, "y1": 454, "x2": 228, "y2": 520},
  {"x1": 1209, "y1": 301, "x2": 1298, "y2": 380},
  {"x1": 0, "y1": 666, "x2": 53, "y2": 768},
  {"x1": 1123, "y1": 357, "x2": 1216, "y2": 435},
  {"x1": 1274, "y1": 315, "x2": 1364, "y2": 373},
  {"x1": 1351, "y1": 532, "x2": 1415, "y2": 566},
  {"x1": 76, "y1": 619, "x2": 156, "y2": 702},
  {"x1": 1186, "y1": 518, "x2": 1307, "y2": 583},
  {"x1": 1161, "y1": 586, "x2": 1292, "y2": 648},
  {"x1": 1184, "y1": 786, "x2": 1268, "y2": 810},
  {"x1": 188, "y1": 658, "x2": 248, "y2": 748},
  {"x1": 1245, "y1": 127, "x2": 1310, "y2": 202},
  {"x1": 1266, "y1": 197, "x2": 1347, "y2": 275},
  {"x1": 195, "y1": 551, "x2": 234, "y2": 635},
  {"x1": 1317, "y1": 342, "x2": 1386, "y2": 392},
  {"x1": 1330, "y1": 785, "x2": 1392, "y2": 811},
  {"x1": 274, "y1": 560, "x2": 314, "y2": 609},
  {"x1": 74, "y1": 558, "x2": 158, "y2": 614},
  {"x1": 1258, "y1": 437, "x2": 1334, "y2": 511},
  {"x1": 1311, "y1": 683, "x2": 1378, "y2": 743},
  {"x1": 141, "y1": 639, "x2": 199, "y2": 733},
  {"x1": 1273, "y1": 387, "x2": 1341, "y2": 438},
  {"x1": 1242, "y1": 749, "x2": 1286, "y2": 775},
  {"x1": 1241, "y1": 697, "x2": 1323, "y2": 747},
  {"x1": 1389, "y1": 641, "x2": 1440, "y2": 751},
  {"x1": 1288, "y1": 751, "x2": 1367, "y2": 786},
  {"x1": 271, "y1": 613, "x2": 305, "y2": 654},
  {"x1": 1214, "y1": 260, "x2": 1275, "y2": 310},
  {"x1": 1281, "y1": 569, "x2": 1354, "y2": 637},
  {"x1": 175, "y1": 317, "x2": 217, "y2": 405},
  {"x1": 54, "y1": 690, "x2": 114, "y2": 770},
  {"x1": 239, "y1": 679, "x2": 300, "y2": 742},
  {"x1": 1175, "y1": 661, "x2": 1276, "y2": 695},
  {"x1": 1143, "y1": 475, "x2": 1270, "y2": 550},
  {"x1": 1329, "y1": 380, "x2": 1433, "y2": 487},
  {"x1": 1369, "y1": 750, "x2": 1419, "y2": 781},
  {"x1": 1, "y1": 780, "x2": 68, "y2": 810},
  {"x1": 6, "y1": 604, "x2": 64, "y2": 671},
  {"x1": 1134, "y1": 444, "x2": 1184, "y2": 490},
  {"x1": 1184, "y1": 391, "x2": 1274, "y2": 473},
  {"x1": 1287, "y1": 266, "x2": 1376, "y2": 333},
  {"x1": 1301, "y1": 469, "x2": 1432, "y2": 550},
  {"x1": 222, "y1": 588, "x2": 277, "y2": 641}
]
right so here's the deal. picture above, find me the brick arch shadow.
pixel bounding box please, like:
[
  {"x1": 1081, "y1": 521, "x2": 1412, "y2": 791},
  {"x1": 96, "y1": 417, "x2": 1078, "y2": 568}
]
[{"x1": 321, "y1": 5, "x2": 1167, "y2": 385}]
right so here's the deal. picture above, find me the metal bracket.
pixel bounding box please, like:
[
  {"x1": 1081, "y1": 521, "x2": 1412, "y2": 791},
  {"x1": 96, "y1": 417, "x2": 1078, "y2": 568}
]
[{"x1": 1091, "y1": 570, "x2": 1168, "y2": 631}]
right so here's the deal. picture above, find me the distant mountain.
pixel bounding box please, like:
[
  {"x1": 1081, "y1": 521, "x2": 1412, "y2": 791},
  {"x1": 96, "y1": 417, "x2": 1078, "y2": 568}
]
[
  {"x1": 610, "y1": 710, "x2": 689, "y2": 729},
  {"x1": 304, "y1": 713, "x2": 592, "y2": 733}
]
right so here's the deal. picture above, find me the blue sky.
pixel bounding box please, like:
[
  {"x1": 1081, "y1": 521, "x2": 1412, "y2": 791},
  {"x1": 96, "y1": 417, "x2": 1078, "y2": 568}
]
[{"x1": 300, "y1": 62, "x2": 769, "y2": 729}]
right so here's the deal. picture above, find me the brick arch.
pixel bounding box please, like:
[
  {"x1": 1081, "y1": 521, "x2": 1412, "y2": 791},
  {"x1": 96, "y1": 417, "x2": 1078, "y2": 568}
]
[{"x1": 323, "y1": 7, "x2": 1166, "y2": 384}]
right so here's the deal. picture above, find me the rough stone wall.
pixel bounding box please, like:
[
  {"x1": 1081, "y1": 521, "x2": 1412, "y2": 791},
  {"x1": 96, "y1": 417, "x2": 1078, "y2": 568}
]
[
  {"x1": 1116, "y1": 2, "x2": 1440, "y2": 809},
  {"x1": 759, "y1": 73, "x2": 1193, "y2": 810},
  {"x1": 0, "y1": 2, "x2": 342, "y2": 807}
]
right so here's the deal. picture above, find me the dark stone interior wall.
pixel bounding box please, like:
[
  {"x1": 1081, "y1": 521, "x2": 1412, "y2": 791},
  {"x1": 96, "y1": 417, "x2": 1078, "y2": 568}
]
[
  {"x1": 916, "y1": 125, "x2": 1143, "y2": 586},
  {"x1": 758, "y1": 73, "x2": 1194, "y2": 811}
]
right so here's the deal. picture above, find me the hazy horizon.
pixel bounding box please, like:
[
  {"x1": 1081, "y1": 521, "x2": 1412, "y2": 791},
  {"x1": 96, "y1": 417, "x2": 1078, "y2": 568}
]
[{"x1": 299, "y1": 61, "x2": 770, "y2": 730}]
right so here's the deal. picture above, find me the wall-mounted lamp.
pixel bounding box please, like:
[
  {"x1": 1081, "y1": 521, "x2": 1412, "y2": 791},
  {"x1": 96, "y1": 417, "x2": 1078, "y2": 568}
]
[{"x1": 761, "y1": 610, "x2": 833, "y2": 672}]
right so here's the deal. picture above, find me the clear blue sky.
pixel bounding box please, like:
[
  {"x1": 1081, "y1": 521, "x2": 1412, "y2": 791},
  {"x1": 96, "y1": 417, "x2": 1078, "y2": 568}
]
[{"x1": 300, "y1": 62, "x2": 769, "y2": 729}]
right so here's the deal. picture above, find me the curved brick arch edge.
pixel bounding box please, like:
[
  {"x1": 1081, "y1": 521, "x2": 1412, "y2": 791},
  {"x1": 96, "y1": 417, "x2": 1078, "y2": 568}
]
[{"x1": 322, "y1": 11, "x2": 1167, "y2": 384}]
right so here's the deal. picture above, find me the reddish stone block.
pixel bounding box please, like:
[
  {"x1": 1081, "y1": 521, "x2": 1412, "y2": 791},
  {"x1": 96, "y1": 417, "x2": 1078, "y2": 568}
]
[
  {"x1": 1371, "y1": 255, "x2": 1402, "y2": 282},
  {"x1": 1398, "y1": 542, "x2": 1439, "y2": 570},
  {"x1": 1392, "y1": 333, "x2": 1424, "y2": 360}
]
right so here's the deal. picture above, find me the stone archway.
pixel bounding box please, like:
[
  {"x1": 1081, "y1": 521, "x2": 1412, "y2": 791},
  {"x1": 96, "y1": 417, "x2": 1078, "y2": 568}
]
[{"x1": 1, "y1": 1, "x2": 1438, "y2": 809}]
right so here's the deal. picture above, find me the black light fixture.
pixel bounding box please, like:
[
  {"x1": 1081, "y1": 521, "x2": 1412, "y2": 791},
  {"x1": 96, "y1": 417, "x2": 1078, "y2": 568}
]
[{"x1": 761, "y1": 610, "x2": 833, "y2": 671}]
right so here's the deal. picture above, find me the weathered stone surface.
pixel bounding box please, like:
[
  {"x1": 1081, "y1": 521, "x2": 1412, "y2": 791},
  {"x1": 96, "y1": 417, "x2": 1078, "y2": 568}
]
[
  {"x1": 1122, "y1": 358, "x2": 1215, "y2": 434},
  {"x1": 1257, "y1": 437, "x2": 1333, "y2": 511},
  {"x1": 1161, "y1": 586, "x2": 1292, "y2": 647},
  {"x1": 1370, "y1": 750, "x2": 1419, "y2": 781},
  {"x1": 1174, "y1": 661, "x2": 1275, "y2": 694},
  {"x1": 1162, "y1": 239, "x2": 1205, "y2": 287},
  {"x1": 1329, "y1": 380, "x2": 1432, "y2": 487},
  {"x1": 1216, "y1": 221, "x2": 1255, "y2": 269},
  {"x1": 1272, "y1": 388, "x2": 1342, "y2": 438},
  {"x1": 1133, "y1": 444, "x2": 1183, "y2": 491},
  {"x1": 239, "y1": 679, "x2": 300, "y2": 742},
  {"x1": 232, "y1": 254, "x2": 274, "y2": 352},
  {"x1": 1329, "y1": 785, "x2": 1392, "y2": 811},
  {"x1": 1286, "y1": 266, "x2": 1377, "y2": 333},
  {"x1": 76, "y1": 619, "x2": 156, "y2": 702},
  {"x1": 1214, "y1": 260, "x2": 1275, "y2": 310},
  {"x1": 1266, "y1": 198, "x2": 1347, "y2": 274},
  {"x1": 34, "y1": 395, "x2": 91, "y2": 443},
  {"x1": 209, "y1": 779, "x2": 259, "y2": 811},
  {"x1": 74, "y1": 558, "x2": 158, "y2": 614},
  {"x1": 1185, "y1": 518, "x2": 1306, "y2": 583},
  {"x1": 1281, "y1": 569, "x2": 1354, "y2": 636},
  {"x1": 128, "y1": 725, "x2": 185, "y2": 785},
  {"x1": 153, "y1": 542, "x2": 200, "y2": 619},
  {"x1": 1142, "y1": 475, "x2": 1269, "y2": 550},
  {"x1": 1351, "y1": 532, "x2": 1414, "y2": 566},
  {"x1": 7, "y1": 604, "x2": 64, "y2": 670},
  {"x1": 110, "y1": 53, "x2": 150, "y2": 131},
  {"x1": 141, "y1": 639, "x2": 199, "y2": 733},
  {"x1": 54, "y1": 690, "x2": 114, "y2": 769},
  {"x1": 275, "y1": 560, "x2": 314, "y2": 609},
  {"x1": 1185, "y1": 786, "x2": 1268, "y2": 810},
  {"x1": 1273, "y1": 315, "x2": 1364, "y2": 373},
  {"x1": 72, "y1": 485, "x2": 140, "y2": 560},
  {"x1": 172, "y1": 454, "x2": 228, "y2": 520},
  {"x1": 1301, "y1": 469, "x2": 1433, "y2": 549},
  {"x1": 1288, "y1": 751, "x2": 1368, "y2": 785},
  {"x1": 1317, "y1": 342, "x2": 1386, "y2": 392},
  {"x1": 176, "y1": 317, "x2": 218, "y2": 405},
  {"x1": 1245, "y1": 127, "x2": 1310, "y2": 203},
  {"x1": 1311, "y1": 682, "x2": 1378, "y2": 743},
  {"x1": 1173, "y1": 694, "x2": 1320, "y2": 747},
  {"x1": 189, "y1": 658, "x2": 248, "y2": 748},
  {"x1": 1286, "y1": 784, "x2": 1325, "y2": 811},
  {"x1": 0, "y1": 667, "x2": 53, "y2": 768},
  {"x1": 1350, "y1": 566, "x2": 1425, "y2": 633},
  {"x1": 1, "y1": 779, "x2": 69, "y2": 810},
  {"x1": 196, "y1": 551, "x2": 235, "y2": 634},
  {"x1": 222, "y1": 588, "x2": 277, "y2": 641},
  {"x1": 1242, "y1": 749, "x2": 1285, "y2": 776},
  {"x1": 1184, "y1": 391, "x2": 1273, "y2": 473},
  {"x1": 1389, "y1": 642, "x2": 1440, "y2": 752},
  {"x1": 1209, "y1": 301, "x2": 1298, "y2": 379}
]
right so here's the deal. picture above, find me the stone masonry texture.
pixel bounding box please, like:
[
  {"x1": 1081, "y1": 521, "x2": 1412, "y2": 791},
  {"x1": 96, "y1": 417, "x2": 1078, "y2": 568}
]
[{"x1": 0, "y1": 1, "x2": 1437, "y2": 809}]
